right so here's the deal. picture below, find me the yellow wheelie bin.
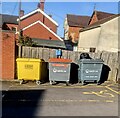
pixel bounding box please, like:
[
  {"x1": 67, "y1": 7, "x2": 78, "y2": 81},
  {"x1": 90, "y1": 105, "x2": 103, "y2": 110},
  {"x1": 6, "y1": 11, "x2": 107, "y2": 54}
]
[{"x1": 16, "y1": 58, "x2": 47, "y2": 85}]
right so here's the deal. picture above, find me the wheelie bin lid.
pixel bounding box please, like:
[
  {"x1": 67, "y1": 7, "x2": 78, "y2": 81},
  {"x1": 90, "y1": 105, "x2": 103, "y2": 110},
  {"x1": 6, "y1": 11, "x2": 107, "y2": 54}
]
[
  {"x1": 16, "y1": 58, "x2": 45, "y2": 62},
  {"x1": 80, "y1": 59, "x2": 103, "y2": 63},
  {"x1": 49, "y1": 58, "x2": 72, "y2": 63}
]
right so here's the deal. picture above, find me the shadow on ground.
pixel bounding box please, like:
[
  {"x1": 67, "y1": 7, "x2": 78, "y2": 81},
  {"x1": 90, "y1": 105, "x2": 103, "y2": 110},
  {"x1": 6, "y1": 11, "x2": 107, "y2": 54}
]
[
  {"x1": 99, "y1": 64, "x2": 111, "y2": 84},
  {"x1": 2, "y1": 89, "x2": 45, "y2": 117},
  {"x1": 70, "y1": 63, "x2": 79, "y2": 84}
]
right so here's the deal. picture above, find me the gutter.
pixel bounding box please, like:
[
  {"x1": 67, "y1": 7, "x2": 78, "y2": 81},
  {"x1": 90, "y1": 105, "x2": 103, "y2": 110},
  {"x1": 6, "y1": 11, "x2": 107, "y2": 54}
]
[{"x1": 80, "y1": 25, "x2": 101, "y2": 32}]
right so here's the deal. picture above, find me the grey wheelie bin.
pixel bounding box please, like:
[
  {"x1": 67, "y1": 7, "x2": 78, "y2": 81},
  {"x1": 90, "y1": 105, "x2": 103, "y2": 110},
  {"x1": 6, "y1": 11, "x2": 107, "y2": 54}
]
[
  {"x1": 49, "y1": 58, "x2": 72, "y2": 85},
  {"x1": 78, "y1": 59, "x2": 103, "y2": 85}
]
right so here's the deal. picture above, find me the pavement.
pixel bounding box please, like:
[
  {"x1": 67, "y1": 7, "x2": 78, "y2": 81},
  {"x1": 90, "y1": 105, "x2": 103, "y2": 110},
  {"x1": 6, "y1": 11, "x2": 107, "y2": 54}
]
[{"x1": 1, "y1": 80, "x2": 120, "y2": 117}]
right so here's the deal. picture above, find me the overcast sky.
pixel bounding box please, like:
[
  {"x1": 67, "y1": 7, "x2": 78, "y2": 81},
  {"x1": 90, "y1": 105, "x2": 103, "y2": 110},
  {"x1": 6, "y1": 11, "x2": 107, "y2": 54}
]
[{"x1": 1, "y1": 2, "x2": 119, "y2": 37}]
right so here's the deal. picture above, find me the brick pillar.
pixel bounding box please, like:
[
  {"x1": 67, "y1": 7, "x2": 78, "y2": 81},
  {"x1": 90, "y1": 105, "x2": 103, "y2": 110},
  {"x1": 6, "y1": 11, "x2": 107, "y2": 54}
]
[{"x1": 2, "y1": 31, "x2": 15, "y2": 80}]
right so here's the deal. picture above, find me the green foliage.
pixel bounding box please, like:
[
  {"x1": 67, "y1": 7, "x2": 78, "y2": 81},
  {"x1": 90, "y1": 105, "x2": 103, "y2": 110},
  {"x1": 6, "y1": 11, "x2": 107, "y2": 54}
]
[{"x1": 17, "y1": 35, "x2": 37, "y2": 47}]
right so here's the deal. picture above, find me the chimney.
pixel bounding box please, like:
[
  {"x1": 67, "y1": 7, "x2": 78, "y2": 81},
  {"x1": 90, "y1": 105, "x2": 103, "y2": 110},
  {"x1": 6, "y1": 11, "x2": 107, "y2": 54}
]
[
  {"x1": 40, "y1": 0, "x2": 45, "y2": 11},
  {"x1": 37, "y1": 3, "x2": 40, "y2": 8},
  {"x1": 20, "y1": 10, "x2": 24, "y2": 17},
  {"x1": 48, "y1": 14, "x2": 52, "y2": 18}
]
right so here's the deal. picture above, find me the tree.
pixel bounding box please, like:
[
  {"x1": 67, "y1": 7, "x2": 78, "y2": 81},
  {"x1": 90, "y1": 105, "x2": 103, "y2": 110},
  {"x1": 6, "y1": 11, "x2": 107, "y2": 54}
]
[{"x1": 17, "y1": 35, "x2": 37, "y2": 47}]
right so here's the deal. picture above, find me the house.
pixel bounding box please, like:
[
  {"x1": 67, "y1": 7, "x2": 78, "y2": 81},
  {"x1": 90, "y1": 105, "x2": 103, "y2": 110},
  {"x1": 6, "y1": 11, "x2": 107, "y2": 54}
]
[
  {"x1": 18, "y1": 0, "x2": 63, "y2": 41},
  {"x1": 77, "y1": 14, "x2": 120, "y2": 52},
  {"x1": 88, "y1": 10, "x2": 115, "y2": 25},
  {"x1": 64, "y1": 14, "x2": 90, "y2": 51},
  {"x1": 0, "y1": 14, "x2": 18, "y2": 31},
  {"x1": 64, "y1": 11, "x2": 115, "y2": 51}
]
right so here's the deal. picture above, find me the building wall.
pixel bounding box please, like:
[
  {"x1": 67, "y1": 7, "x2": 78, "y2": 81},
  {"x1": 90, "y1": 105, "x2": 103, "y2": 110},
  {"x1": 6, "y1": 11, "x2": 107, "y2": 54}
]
[
  {"x1": 68, "y1": 26, "x2": 82, "y2": 43},
  {"x1": 44, "y1": 16, "x2": 57, "y2": 33},
  {"x1": 64, "y1": 18, "x2": 69, "y2": 40},
  {"x1": 78, "y1": 16, "x2": 119, "y2": 52},
  {"x1": 78, "y1": 27, "x2": 101, "y2": 52},
  {"x1": 89, "y1": 13, "x2": 98, "y2": 25},
  {"x1": 23, "y1": 23, "x2": 59, "y2": 40},
  {"x1": 97, "y1": 17, "x2": 119, "y2": 52},
  {"x1": 1, "y1": 31, "x2": 15, "y2": 80},
  {"x1": 21, "y1": 12, "x2": 57, "y2": 33}
]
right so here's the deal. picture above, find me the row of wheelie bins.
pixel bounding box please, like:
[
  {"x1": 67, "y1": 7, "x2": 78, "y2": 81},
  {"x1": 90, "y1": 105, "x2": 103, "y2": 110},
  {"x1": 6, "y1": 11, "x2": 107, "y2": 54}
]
[{"x1": 16, "y1": 54, "x2": 103, "y2": 85}]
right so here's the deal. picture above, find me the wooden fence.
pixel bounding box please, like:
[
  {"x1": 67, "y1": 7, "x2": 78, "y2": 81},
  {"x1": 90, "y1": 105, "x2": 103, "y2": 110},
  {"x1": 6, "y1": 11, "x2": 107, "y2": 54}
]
[{"x1": 18, "y1": 46, "x2": 119, "y2": 82}]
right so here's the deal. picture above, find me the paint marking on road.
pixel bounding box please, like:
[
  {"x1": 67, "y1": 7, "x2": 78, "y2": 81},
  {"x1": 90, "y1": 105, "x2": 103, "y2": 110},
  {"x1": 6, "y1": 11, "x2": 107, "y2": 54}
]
[
  {"x1": 105, "y1": 100, "x2": 114, "y2": 103},
  {"x1": 105, "y1": 86, "x2": 120, "y2": 95},
  {"x1": 87, "y1": 100, "x2": 100, "y2": 102},
  {"x1": 39, "y1": 99, "x2": 115, "y2": 103},
  {"x1": 83, "y1": 90, "x2": 114, "y2": 98},
  {"x1": 3, "y1": 98, "x2": 115, "y2": 103}
]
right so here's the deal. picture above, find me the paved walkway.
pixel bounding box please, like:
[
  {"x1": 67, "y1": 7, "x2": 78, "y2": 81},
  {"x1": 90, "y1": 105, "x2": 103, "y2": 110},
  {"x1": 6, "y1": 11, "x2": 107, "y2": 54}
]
[{"x1": 1, "y1": 81, "x2": 120, "y2": 117}]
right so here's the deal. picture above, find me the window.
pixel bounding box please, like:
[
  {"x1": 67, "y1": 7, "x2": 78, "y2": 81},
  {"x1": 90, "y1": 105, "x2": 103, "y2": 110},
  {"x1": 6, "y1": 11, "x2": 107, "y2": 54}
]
[
  {"x1": 49, "y1": 37, "x2": 52, "y2": 40},
  {"x1": 90, "y1": 48, "x2": 96, "y2": 52},
  {"x1": 11, "y1": 27, "x2": 16, "y2": 31}
]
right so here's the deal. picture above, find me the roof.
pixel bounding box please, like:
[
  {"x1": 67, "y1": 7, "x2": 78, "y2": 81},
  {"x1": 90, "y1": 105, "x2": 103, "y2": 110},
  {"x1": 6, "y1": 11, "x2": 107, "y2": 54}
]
[
  {"x1": 0, "y1": 14, "x2": 18, "y2": 27},
  {"x1": 95, "y1": 10, "x2": 115, "y2": 20},
  {"x1": 32, "y1": 38, "x2": 66, "y2": 49},
  {"x1": 80, "y1": 14, "x2": 120, "y2": 32},
  {"x1": 18, "y1": 8, "x2": 58, "y2": 26},
  {"x1": 67, "y1": 14, "x2": 90, "y2": 27}
]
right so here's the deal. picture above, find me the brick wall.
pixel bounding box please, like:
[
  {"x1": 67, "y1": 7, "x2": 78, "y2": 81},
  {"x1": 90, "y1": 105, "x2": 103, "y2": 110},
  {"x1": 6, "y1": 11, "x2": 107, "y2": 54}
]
[
  {"x1": 68, "y1": 26, "x2": 82, "y2": 43},
  {"x1": 23, "y1": 23, "x2": 59, "y2": 40},
  {"x1": 21, "y1": 12, "x2": 57, "y2": 33},
  {"x1": 89, "y1": 13, "x2": 98, "y2": 25},
  {"x1": 1, "y1": 31, "x2": 16, "y2": 80}
]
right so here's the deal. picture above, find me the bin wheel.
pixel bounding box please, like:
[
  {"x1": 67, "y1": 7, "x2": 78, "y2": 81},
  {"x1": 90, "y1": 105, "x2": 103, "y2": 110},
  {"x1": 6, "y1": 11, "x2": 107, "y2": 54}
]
[
  {"x1": 20, "y1": 79, "x2": 24, "y2": 85},
  {"x1": 97, "y1": 82, "x2": 101, "y2": 85},
  {"x1": 50, "y1": 80, "x2": 55, "y2": 85},
  {"x1": 66, "y1": 81, "x2": 69, "y2": 86},
  {"x1": 50, "y1": 80, "x2": 53, "y2": 85},
  {"x1": 81, "y1": 81, "x2": 85, "y2": 85},
  {"x1": 78, "y1": 80, "x2": 81, "y2": 83},
  {"x1": 36, "y1": 81, "x2": 41, "y2": 85}
]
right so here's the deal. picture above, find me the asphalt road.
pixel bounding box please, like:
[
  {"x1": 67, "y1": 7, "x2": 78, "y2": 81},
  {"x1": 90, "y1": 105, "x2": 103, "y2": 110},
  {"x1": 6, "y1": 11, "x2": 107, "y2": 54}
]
[{"x1": 1, "y1": 81, "x2": 120, "y2": 117}]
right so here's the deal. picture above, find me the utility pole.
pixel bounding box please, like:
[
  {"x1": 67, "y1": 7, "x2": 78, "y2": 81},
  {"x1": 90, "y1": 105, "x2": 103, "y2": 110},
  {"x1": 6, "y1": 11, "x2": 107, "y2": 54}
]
[
  {"x1": 18, "y1": 0, "x2": 21, "y2": 40},
  {"x1": 18, "y1": 0, "x2": 22, "y2": 57},
  {"x1": 93, "y1": 3, "x2": 96, "y2": 11}
]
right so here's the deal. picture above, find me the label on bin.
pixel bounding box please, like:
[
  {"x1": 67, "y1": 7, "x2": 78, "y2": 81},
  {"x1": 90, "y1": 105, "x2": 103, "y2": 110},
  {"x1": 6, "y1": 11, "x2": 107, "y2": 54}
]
[
  {"x1": 24, "y1": 64, "x2": 33, "y2": 69},
  {"x1": 86, "y1": 76, "x2": 98, "y2": 78},
  {"x1": 52, "y1": 64, "x2": 68, "y2": 67},
  {"x1": 85, "y1": 69, "x2": 99, "y2": 73},
  {"x1": 53, "y1": 68, "x2": 67, "y2": 73}
]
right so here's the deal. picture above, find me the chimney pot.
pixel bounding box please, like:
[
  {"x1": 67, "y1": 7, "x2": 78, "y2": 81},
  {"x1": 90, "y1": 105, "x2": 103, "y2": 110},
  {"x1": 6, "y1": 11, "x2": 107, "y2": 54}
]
[
  {"x1": 20, "y1": 10, "x2": 24, "y2": 17},
  {"x1": 40, "y1": 0, "x2": 45, "y2": 11},
  {"x1": 48, "y1": 14, "x2": 52, "y2": 18},
  {"x1": 37, "y1": 3, "x2": 40, "y2": 8}
]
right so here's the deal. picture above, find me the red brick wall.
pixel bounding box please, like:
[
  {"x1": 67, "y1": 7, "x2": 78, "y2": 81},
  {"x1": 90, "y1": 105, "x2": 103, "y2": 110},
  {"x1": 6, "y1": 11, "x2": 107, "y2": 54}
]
[
  {"x1": 1, "y1": 31, "x2": 15, "y2": 80},
  {"x1": 44, "y1": 16, "x2": 57, "y2": 33},
  {"x1": 89, "y1": 14, "x2": 98, "y2": 25},
  {"x1": 0, "y1": 29, "x2": 2, "y2": 80},
  {"x1": 23, "y1": 23, "x2": 59, "y2": 40},
  {"x1": 21, "y1": 12, "x2": 57, "y2": 33},
  {"x1": 68, "y1": 26, "x2": 82, "y2": 43},
  {"x1": 21, "y1": 13, "x2": 43, "y2": 29}
]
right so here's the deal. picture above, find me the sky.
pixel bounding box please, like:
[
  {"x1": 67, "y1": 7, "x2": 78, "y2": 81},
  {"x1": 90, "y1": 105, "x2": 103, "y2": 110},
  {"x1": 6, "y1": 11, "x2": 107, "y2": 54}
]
[{"x1": 1, "y1": 2, "x2": 119, "y2": 37}]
